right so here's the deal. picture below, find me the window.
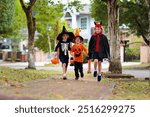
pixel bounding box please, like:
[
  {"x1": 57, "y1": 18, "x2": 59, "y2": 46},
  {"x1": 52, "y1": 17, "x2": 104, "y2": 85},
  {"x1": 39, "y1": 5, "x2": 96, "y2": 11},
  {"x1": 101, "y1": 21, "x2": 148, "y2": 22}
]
[
  {"x1": 80, "y1": 17, "x2": 87, "y2": 30},
  {"x1": 2, "y1": 45, "x2": 10, "y2": 49}
]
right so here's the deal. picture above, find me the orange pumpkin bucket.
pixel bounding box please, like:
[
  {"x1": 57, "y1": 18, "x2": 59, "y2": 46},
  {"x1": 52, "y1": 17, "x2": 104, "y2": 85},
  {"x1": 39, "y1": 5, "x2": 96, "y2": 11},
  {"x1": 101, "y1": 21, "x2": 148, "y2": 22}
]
[{"x1": 51, "y1": 58, "x2": 59, "y2": 64}]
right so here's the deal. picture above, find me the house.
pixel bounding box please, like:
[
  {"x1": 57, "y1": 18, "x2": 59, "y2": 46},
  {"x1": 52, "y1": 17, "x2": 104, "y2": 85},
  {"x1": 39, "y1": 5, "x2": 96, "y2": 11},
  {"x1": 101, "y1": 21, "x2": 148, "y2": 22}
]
[
  {"x1": 0, "y1": 29, "x2": 48, "y2": 62},
  {"x1": 63, "y1": 4, "x2": 95, "y2": 42}
]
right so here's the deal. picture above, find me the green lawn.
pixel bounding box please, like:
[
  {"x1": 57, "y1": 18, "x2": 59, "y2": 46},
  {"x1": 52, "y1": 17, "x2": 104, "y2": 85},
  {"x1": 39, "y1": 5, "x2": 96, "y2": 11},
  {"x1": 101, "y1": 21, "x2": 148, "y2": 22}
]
[
  {"x1": 123, "y1": 63, "x2": 150, "y2": 69},
  {"x1": 109, "y1": 79, "x2": 150, "y2": 100},
  {"x1": 0, "y1": 66, "x2": 85, "y2": 83},
  {"x1": 0, "y1": 66, "x2": 63, "y2": 83},
  {"x1": 44, "y1": 63, "x2": 61, "y2": 67}
]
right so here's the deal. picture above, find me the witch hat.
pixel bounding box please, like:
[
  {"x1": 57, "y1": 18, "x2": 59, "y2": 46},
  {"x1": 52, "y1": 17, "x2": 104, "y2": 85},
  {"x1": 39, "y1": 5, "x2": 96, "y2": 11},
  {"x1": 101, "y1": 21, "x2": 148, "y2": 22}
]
[
  {"x1": 73, "y1": 28, "x2": 84, "y2": 43},
  {"x1": 57, "y1": 26, "x2": 74, "y2": 42}
]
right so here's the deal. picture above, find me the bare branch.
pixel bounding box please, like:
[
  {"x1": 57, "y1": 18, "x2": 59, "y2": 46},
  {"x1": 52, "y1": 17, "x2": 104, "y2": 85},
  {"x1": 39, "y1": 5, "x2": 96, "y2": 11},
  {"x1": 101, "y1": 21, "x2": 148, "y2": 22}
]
[
  {"x1": 27, "y1": 0, "x2": 37, "y2": 9},
  {"x1": 19, "y1": 0, "x2": 27, "y2": 11},
  {"x1": 30, "y1": 0, "x2": 37, "y2": 6},
  {"x1": 136, "y1": 19, "x2": 150, "y2": 45}
]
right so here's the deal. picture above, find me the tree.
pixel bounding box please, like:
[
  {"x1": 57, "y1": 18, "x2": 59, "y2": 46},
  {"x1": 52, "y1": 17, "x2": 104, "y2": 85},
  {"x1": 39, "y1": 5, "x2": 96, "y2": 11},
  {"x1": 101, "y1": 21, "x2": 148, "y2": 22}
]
[
  {"x1": 0, "y1": 0, "x2": 16, "y2": 34},
  {"x1": 34, "y1": 0, "x2": 82, "y2": 53},
  {"x1": 91, "y1": 0, "x2": 122, "y2": 73},
  {"x1": 34, "y1": 0, "x2": 64, "y2": 53},
  {"x1": 14, "y1": 0, "x2": 26, "y2": 32},
  {"x1": 107, "y1": 0, "x2": 122, "y2": 73},
  {"x1": 11, "y1": 0, "x2": 26, "y2": 51},
  {"x1": 91, "y1": 0, "x2": 107, "y2": 26},
  {"x1": 91, "y1": 0, "x2": 150, "y2": 46},
  {"x1": 120, "y1": 0, "x2": 150, "y2": 45},
  {"x1": 145, "y1": 0, "x2": 150, "y2": 44},
  {"x1": 20, "y1": 0, "x2": 37, "y2": 69}
]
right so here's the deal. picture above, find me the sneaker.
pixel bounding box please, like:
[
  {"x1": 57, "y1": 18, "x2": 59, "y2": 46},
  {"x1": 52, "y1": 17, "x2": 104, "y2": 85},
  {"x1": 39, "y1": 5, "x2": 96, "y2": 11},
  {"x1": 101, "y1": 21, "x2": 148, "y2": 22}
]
[
  {"x1": 97, "y1": 75, "x2": 102, "y2": 82},
  {"x1": 93, "y1": 71, "x2": 97, "y2": 77},
  {"x1": 63, "y1": 77, "x2": 67, "y2": 80},
  {"x1": 87, "y1": 70, "x2": 91, "y2": 74},
  {"x1": 63, "y1": 76, "x2": 67, "y2": 80},
  {"x1": 81, "y1": 73, "x2": 84, "y2": 78},
  {"x1": 75, "y1": 77, "x2": 79, "y2": 80}
]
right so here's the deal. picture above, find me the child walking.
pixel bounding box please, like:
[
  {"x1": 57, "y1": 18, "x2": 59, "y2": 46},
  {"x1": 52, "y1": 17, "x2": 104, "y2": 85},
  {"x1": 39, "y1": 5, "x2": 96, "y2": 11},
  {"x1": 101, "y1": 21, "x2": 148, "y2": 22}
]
[
  {"x1": 70, "y1": 29, "x2": 88, "y2": 80},
  {"x1": 88, "y1": 22, "x2": 110, "y2": 82},
  {"x1": 55, "y1": 26, "x2": 74, "y2": 80}
]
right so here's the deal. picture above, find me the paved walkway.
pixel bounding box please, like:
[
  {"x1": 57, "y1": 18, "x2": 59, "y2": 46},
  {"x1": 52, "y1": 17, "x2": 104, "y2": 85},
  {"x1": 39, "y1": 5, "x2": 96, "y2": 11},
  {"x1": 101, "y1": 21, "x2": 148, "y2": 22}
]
[
  {"x1": 0, "y1": 77, "x2": 114, "y2": 100},
  {"x1": 0, "y1": 62, "x2": 149, "y2": 78}
]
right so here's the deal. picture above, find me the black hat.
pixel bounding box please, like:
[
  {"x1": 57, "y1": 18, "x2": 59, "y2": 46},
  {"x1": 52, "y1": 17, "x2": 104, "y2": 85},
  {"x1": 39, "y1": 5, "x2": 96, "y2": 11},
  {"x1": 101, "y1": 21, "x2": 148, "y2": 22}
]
[
  {"x1": 73, "y1": 28, "x2": 83, "y2": 43},
  {"x1": 74, "y1": 36, "x2": 83, "y2": 42},
  {"x1": 57, "y1": 26, "x2": 74, "y2": 42}
]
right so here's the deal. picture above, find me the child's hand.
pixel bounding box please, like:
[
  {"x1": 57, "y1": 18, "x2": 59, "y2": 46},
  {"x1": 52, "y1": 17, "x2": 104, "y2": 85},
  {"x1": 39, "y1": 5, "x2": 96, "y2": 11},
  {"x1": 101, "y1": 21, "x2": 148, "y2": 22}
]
[
  {"x1": 70, "y1": 53, "x2": 74, "y2": 56},
  {"x1": 86, "y1": 55, "x2": 89, "y2": 60},
  {"x1": 54, "y1": 52, "x2": 58, "y2": 58}
]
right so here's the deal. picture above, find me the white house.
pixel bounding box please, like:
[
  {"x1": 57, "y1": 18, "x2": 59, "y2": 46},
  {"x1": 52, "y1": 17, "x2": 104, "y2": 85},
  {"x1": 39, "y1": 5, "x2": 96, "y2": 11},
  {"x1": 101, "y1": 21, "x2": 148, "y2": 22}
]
[{"x1": 63, "y1": 4, "x2": 95, "y2": 41}]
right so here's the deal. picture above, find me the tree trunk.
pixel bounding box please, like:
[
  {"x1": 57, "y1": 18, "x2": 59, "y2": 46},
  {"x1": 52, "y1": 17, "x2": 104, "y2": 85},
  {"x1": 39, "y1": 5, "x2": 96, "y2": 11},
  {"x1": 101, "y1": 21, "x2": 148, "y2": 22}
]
[
  {"x1": 19, "y1": 0, "x2": 36, "y2": 69},
  {"x1": 25, "y1": 11, "x2": 36, "y2": 69},
  {"x1": 146, "y1": 0, "x2": 150, "y2": 43},
  {"x1": 135, "y1": 19, "x2": 150, "y2": 45},
  {"x1": 108, "y1": 0, "x2": 122, "y2": 73}
]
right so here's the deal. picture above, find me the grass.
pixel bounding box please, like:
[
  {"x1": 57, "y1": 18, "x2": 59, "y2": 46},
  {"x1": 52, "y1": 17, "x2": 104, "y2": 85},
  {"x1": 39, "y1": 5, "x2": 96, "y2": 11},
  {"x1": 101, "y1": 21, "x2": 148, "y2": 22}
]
[
  {"x1": 109, "y1": 79, "x2": 150, "y2": 100},
  {"x1": 0, "y1": 66, "x2": 88, "y2": 83},
  {"x1": 123, "y1": 63, "x2": 150, "y2": 69},
  {"x1": 0, "y1": 66, "x2": 63, "y2": 83},
  {"x1": 44, "y1": 63, "x2": 61, "y2": 67}
]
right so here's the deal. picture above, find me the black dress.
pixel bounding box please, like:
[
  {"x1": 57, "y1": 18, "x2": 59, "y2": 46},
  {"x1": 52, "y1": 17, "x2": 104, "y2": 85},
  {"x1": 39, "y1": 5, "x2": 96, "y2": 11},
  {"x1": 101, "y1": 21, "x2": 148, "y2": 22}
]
[{"x1": 55, "y1": 40, "x2": 72, "y2": 66}]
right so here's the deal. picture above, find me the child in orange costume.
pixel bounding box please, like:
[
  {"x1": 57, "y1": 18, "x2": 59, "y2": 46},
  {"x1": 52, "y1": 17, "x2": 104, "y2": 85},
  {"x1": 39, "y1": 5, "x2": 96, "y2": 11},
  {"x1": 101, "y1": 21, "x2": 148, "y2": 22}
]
[{"x1": 70, "y1": 29, "x2": 88, "y2": 80}]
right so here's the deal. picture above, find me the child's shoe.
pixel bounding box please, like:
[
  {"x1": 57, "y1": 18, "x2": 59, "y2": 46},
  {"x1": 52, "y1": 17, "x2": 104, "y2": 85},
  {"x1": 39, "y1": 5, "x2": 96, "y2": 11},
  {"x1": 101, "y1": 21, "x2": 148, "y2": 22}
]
[
  {"x1": 93, "y1": 71, "x2": 97, "y2": 77},
  {"x1": 87, "y1": 70, "x2": 91, "y2": 74},
  {"x1": 63, "y1": 74, "x2": 67, "y2": 80},
  {"x1": 75, "y1": 77, "x2": 79, "y2": 80},
  {"x1": 81, "y1": 72, "x2": 84, "y2": 78},
  {"x1": 97, "y1": 75, "x2": 102, "y2": 82}
]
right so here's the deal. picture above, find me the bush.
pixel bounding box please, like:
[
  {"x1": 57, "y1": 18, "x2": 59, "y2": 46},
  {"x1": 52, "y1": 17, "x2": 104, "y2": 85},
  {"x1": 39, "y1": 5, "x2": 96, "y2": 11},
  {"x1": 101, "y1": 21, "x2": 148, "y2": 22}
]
[{"x1": 125, "y1": 47, "x2": 140, "y2": 62}]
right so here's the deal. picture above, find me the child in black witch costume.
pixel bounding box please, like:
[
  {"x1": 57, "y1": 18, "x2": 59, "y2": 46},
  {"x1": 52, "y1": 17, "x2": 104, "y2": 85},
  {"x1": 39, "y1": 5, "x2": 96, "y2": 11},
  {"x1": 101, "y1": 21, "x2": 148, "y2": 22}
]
[
  {"x1": 55, "y1": 26, "x2": 74, "y2": 80},
  {"x1": 88, "y1": 22, "x2": 110, "y2": 82}
]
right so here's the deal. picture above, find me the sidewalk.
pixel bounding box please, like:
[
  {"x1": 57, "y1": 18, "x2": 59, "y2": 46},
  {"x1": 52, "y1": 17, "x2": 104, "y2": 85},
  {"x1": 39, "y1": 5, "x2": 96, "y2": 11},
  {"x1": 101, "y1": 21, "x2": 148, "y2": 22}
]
[
  {"x1": 0, "y1": 61, "x2": 141, "y2": 68},
  {"x1": 0, "y1": 61, "x2": 149, "y2": 78},
  {"x1": 0, "y1": 76, "x2": 114, "y2": 100}
]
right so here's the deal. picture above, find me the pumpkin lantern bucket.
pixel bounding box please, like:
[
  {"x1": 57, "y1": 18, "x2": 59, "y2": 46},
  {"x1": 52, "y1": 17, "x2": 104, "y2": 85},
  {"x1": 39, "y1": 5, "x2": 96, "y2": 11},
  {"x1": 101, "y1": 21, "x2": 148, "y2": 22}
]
[{"x1": 51, "y1": 58, "x2": 59, "y2": 64}]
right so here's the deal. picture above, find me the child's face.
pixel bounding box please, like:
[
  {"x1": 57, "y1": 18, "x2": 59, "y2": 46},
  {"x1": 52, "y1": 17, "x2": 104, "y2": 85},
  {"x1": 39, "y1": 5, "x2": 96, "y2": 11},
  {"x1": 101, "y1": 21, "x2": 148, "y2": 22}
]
[
  {"x1": 75, "y1": 37, "x2": 81, "y2": 44},
  {"x1": 62, "y1": 34, "x2": 69, "y2": 41},
  {"x1": 95, "y1": 27, "x2": 102, "y2": 34}
]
